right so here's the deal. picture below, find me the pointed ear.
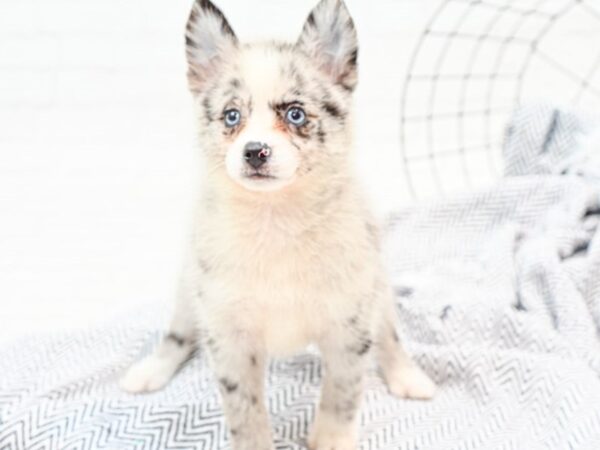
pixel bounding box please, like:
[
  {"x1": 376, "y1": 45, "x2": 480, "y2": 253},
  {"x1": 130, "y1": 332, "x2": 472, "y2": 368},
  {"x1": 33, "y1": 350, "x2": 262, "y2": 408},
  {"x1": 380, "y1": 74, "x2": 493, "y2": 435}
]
[
  {"x1": 296, "y1": 0, "x2": 358, "y2": 92},
  {"x1": 185, "y1": 0, "x2": 238, "y2": 94}
]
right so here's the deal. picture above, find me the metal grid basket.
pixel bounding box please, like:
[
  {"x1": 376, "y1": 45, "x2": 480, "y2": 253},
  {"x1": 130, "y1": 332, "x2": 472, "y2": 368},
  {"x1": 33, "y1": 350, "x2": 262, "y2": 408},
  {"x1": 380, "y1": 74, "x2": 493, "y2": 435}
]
[{"x1": 400, "y1": 0, "x2": 600, "y2": 199}]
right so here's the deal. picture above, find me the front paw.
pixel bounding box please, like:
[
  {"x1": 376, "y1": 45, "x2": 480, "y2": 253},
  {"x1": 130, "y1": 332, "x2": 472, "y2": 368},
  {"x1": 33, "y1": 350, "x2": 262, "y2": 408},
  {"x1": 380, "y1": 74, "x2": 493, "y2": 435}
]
[
  {"x1": 308, "y1": 431, "x2": 357, "y2": 450},
  {"x1": 229, "y1": 431, "x2": 275, "y2": 450},
  {"x1": 308, "y1": 416, "x2": 357, "y2": 450},
  {"x1": 232, "y1": 441, "x2": 275, "y2": 450}
]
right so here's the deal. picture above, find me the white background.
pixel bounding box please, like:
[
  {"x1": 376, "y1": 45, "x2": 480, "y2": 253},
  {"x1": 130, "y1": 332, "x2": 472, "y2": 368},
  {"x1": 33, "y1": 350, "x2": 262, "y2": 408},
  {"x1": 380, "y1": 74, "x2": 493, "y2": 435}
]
[
  {"x1": 1, "y1": 0, "x2": 599, "y2": 343},
  {"x1": 0, "y1": 0, "x2": 442, "y2": 342}
]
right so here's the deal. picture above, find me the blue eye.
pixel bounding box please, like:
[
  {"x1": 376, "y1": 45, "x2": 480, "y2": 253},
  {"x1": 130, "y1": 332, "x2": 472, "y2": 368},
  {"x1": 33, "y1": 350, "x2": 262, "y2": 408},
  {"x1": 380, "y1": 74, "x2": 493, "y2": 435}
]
[
  {"x1": 224, "y1": 109, "x2": 241, "y2": 127},
  {"x1": 285, "y1": 107, "x2": 306, "y2": 126}
]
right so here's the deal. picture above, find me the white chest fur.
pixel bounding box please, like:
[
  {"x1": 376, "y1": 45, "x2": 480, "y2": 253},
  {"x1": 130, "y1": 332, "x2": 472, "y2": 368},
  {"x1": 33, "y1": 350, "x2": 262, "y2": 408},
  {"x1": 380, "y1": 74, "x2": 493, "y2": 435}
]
[{"x1": 193, "y1": 186, "x2": 379, "y2": 355}]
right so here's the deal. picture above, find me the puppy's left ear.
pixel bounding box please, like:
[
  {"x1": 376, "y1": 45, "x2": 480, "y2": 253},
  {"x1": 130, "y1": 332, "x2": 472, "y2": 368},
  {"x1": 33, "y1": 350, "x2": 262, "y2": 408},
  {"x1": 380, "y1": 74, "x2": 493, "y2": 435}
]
[{"x1": 296, "y1": 0, "x2": 358, "y2": 92}]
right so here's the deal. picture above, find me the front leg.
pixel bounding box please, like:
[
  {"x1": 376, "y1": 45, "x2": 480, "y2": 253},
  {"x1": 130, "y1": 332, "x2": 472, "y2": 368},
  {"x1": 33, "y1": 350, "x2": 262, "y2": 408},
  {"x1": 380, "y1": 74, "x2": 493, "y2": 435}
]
[
  {"x1": 309, "y1": 324, "x2": 372, "y2": 450},
  {"x1": 205, "y1": 329, "x2": 273, "y2": 450}
]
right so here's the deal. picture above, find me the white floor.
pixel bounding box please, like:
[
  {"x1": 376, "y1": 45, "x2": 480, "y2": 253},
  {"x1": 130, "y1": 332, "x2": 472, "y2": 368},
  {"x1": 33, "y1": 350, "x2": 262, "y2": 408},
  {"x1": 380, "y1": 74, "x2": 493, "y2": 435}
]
[{"x1": 1, "y1": 0, "x2": 599, "y2": 343}]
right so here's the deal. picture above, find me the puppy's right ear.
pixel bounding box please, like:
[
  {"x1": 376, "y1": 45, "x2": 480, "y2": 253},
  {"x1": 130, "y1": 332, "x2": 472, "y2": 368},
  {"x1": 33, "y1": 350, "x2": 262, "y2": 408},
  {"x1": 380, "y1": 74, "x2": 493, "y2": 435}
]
[{"x1": 185, "y1": 0, "x2": 238, "y2": 94}]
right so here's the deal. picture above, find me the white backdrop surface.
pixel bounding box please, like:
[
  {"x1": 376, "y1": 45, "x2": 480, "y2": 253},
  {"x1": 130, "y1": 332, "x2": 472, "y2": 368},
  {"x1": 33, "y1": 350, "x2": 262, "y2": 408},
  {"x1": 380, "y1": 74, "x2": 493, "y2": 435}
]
[
  {"x1": 1, "y1": 0, "x2": 598, "y2": 342},
  {"x1": 0, "y1": 0, "x2": 441, "y2": 341}
]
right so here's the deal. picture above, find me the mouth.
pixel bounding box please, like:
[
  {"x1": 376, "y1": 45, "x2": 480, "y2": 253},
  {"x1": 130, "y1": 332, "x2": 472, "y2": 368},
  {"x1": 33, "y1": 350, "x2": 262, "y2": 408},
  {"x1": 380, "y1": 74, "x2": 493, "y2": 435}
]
[
  {"x1": 235, "y1": 170, "x2": 292, "y2": 192},
  {"x1": 245, "y1": 172, "x2": 276, "y2": 180}
]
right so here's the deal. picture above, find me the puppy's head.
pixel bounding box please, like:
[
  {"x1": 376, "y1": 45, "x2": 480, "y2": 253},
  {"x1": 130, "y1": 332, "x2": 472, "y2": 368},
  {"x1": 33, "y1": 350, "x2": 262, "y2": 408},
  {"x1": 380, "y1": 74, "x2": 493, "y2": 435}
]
[{"x1": 186, "y1": 0, "x2": 358, "y2": 192}]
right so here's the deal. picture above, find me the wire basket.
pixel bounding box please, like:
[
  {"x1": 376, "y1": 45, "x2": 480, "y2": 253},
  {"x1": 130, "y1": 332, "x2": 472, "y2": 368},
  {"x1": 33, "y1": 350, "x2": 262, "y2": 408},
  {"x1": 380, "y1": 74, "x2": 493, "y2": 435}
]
[{"x1": 400, "y1": 0, "x2": 600, "y2": 199}]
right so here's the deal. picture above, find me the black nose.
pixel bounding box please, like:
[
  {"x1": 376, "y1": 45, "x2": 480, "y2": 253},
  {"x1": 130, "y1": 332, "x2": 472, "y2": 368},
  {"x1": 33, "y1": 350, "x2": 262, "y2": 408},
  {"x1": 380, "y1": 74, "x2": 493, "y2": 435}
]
[{"x1": 244, "y1": 141, "x2": 270, "y2": 169}]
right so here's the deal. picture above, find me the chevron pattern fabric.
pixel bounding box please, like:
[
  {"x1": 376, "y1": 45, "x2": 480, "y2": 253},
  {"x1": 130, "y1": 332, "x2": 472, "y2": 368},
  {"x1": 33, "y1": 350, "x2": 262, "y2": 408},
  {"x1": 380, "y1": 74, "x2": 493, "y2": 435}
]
[{"x1": 2, "y1": 104, "x2": 600, "y2": 449}]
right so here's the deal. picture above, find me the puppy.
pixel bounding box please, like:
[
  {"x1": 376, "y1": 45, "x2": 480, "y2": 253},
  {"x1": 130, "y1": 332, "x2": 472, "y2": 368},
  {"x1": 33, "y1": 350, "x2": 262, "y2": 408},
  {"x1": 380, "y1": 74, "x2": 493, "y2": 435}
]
[{"x1": 120, "y1": 1, "x2": 436, "y2": 449}]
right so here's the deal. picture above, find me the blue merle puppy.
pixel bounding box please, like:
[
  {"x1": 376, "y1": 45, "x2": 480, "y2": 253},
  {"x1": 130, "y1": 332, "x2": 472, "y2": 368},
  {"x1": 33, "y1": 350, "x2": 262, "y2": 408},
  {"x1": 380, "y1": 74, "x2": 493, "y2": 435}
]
[{"x1": 120, "y1": 1, "x2": 436, "y2": 449}]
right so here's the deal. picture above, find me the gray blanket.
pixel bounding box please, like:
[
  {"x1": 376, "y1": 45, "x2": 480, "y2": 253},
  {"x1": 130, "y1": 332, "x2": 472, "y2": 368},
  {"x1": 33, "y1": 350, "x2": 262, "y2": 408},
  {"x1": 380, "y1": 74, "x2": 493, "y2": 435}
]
[{"x1": 2, "y1": 105, "x2": 600, "y2": 449}]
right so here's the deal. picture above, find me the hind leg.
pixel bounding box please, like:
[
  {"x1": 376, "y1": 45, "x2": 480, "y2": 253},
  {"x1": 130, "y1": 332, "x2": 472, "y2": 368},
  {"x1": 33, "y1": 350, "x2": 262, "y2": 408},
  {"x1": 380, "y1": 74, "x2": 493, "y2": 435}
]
[
  {"x1": 120, "y1": 257, "x2": 199, "y2": 393},
  {"x1": 376, "y1": 302, "x2": 436, "y2": 400}
]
